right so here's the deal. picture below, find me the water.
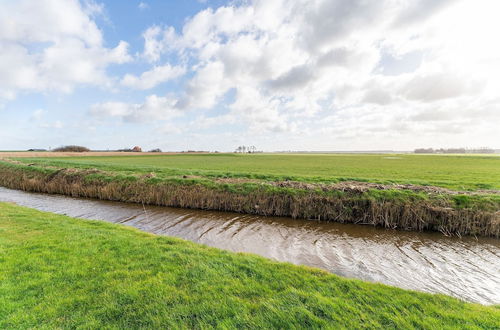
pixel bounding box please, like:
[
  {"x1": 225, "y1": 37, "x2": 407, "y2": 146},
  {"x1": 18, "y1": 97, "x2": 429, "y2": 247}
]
[{"x1": 0, "y1": 187, "x2": 498, "y2": 305}]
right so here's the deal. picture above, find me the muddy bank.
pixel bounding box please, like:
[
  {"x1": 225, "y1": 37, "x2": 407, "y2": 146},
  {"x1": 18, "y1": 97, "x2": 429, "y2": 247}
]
[{"x1": 0, "y1": 162, "x2": 498, "y2": 237}]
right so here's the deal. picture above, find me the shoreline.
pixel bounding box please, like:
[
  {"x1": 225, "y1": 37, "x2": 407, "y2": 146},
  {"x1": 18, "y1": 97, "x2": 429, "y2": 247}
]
[{"x1": 0, "y1": 161, "x2": 498, "y2": 237}]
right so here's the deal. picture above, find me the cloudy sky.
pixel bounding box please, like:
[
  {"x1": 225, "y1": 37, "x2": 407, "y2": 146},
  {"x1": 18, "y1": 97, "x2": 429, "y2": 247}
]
[{"x1": 1, "y1": 0, "x2": 499, "y2": 151}]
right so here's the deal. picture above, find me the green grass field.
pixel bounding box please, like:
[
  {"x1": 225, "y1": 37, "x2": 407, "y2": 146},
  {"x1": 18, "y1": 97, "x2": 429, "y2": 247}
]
[
  {"x1": 1, "y1": 202, "x2": 498, "y2": 328},
  {"x1": 14, "y1": 153, "x2": 500, "y2": 191}
]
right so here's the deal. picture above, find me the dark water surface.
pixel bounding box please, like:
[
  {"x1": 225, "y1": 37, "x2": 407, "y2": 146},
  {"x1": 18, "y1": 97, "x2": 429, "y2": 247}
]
[{"x1": 0, "y1": 187, "x2": 498, "y2": 305}]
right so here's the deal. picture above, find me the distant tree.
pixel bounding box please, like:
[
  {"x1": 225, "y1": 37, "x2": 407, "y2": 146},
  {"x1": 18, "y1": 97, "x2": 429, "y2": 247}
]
[
  {"x1": 414, "y1": 148, "x2": 434, "y2": 154},
  {"x1": 149, "y1": 148, "x2": 162, "y2": 153},
  {"x1": 53, "y1": 145, "x2": 90, "y2": 152}
]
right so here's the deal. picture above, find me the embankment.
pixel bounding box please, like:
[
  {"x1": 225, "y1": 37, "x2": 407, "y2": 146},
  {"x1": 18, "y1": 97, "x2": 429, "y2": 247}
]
[
  {"x1": 2, "y1": 202, "x2": 499, "y2": 328},
  {"x1": 0, "y1": 161, "x2": 498, "y2": 237}
]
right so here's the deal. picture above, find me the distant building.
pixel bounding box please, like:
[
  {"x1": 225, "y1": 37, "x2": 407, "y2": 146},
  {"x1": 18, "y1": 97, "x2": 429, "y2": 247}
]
[{"x1": 132, "y1": 146, "x2": 142, "y2": 152}]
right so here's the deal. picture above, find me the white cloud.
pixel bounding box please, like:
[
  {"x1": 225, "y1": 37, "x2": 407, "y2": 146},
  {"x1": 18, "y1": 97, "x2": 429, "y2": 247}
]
[
  {"x1": 90, "y1": 94, "x2": 180, "y2": 122},
  {"x1": 120, "y1": 64, "x2": 185, "y2": 90},
  {"x1": 158, "y1": 122, "x2": 185, "y2": 135},
  {"x1": 132, "y1": 0, "x2": 500, "y2": 144},
  {"x1": 16, "y1": 0, "x2": 494, "y2": 150},
  {"x1": 83, "y1": 0, "x2": 106, "y2": 18},
  {"x1": 176, "y1": 61, "x2": 229, "y2": 110},
  {"x1": 40, "y1": 120, "x2": 64, "y2": 129},
  {"x1": 138, "y1": 2, "x2": 149, "y2": 10},
  {"x1": 0, "y1": 0, "x2": 131, "y2": 99},
  {"x1": 141, "y1": 25, "x2": 177, "y2": 63},
  {"x1": 31, "y1": 109, "x2": 46, "y2": 121},
  {"x1": 401, "y1": 72, "x2": 472, "y2": 102}
]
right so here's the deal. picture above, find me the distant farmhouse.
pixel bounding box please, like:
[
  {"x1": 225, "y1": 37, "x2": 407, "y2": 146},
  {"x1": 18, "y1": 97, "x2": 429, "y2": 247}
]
[{"x1": 117, "y1": 146, "x2": 143, "y2": 152}]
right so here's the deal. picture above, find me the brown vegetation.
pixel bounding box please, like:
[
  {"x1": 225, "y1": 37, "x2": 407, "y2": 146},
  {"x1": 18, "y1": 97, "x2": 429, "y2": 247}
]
[
  {"x1": 268, "y1": 180, "x2": 500, "y2": 195},
  {"x1": 52, "y1": 145, "x2": 90, "y2": 152},
  {"x1": 0, "y1": 164, "x2": 497, "y2": 237}
]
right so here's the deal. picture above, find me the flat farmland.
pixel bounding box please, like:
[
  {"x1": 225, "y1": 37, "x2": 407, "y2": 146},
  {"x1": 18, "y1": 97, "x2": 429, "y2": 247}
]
[{"x1": 12, "y1": 153, "x2": 500, "y2": 191}]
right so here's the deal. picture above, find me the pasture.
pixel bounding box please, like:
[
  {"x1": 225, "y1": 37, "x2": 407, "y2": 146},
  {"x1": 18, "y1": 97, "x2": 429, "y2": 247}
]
[{"x1": 13, "y1": 153, "x2": 500, "y2": 191}]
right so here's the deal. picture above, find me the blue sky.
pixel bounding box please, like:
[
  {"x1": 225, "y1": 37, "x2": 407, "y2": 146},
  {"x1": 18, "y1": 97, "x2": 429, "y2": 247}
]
[{"x1": 1, "y1": 0, "x2": 499, "y2": 151}]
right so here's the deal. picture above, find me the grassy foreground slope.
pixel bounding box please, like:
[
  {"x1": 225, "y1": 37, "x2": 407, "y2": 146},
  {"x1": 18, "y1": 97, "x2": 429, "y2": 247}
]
[
  {"x1": 14, "y1": 153, "x2": 500, "y2": 191},
  {"x1": 0, "y1": 203, "x2": 499, "y2": 328}
]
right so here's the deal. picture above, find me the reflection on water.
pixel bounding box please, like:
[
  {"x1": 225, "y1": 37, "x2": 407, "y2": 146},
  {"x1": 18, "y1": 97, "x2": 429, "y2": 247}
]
[{"x1": 0, "y1": 187, "x2": 498, "y2": 305}]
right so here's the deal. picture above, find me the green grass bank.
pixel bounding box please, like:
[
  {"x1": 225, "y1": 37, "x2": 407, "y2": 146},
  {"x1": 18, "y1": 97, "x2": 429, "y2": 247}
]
[
  {"x1": 12, "y1": 153, "x2": 500, "y2": 190},
  {"x1": 0, "y1": 202, "x2": 499, "y2": 328},
  {"x1": 0, "y1": 155, "x2": 499, "y2": 237}
]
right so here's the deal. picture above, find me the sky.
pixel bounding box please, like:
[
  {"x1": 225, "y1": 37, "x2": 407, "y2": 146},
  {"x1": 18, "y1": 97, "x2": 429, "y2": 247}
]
[{"x1": 1, "y1": 0, "x2": 499, "y2": 151}]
